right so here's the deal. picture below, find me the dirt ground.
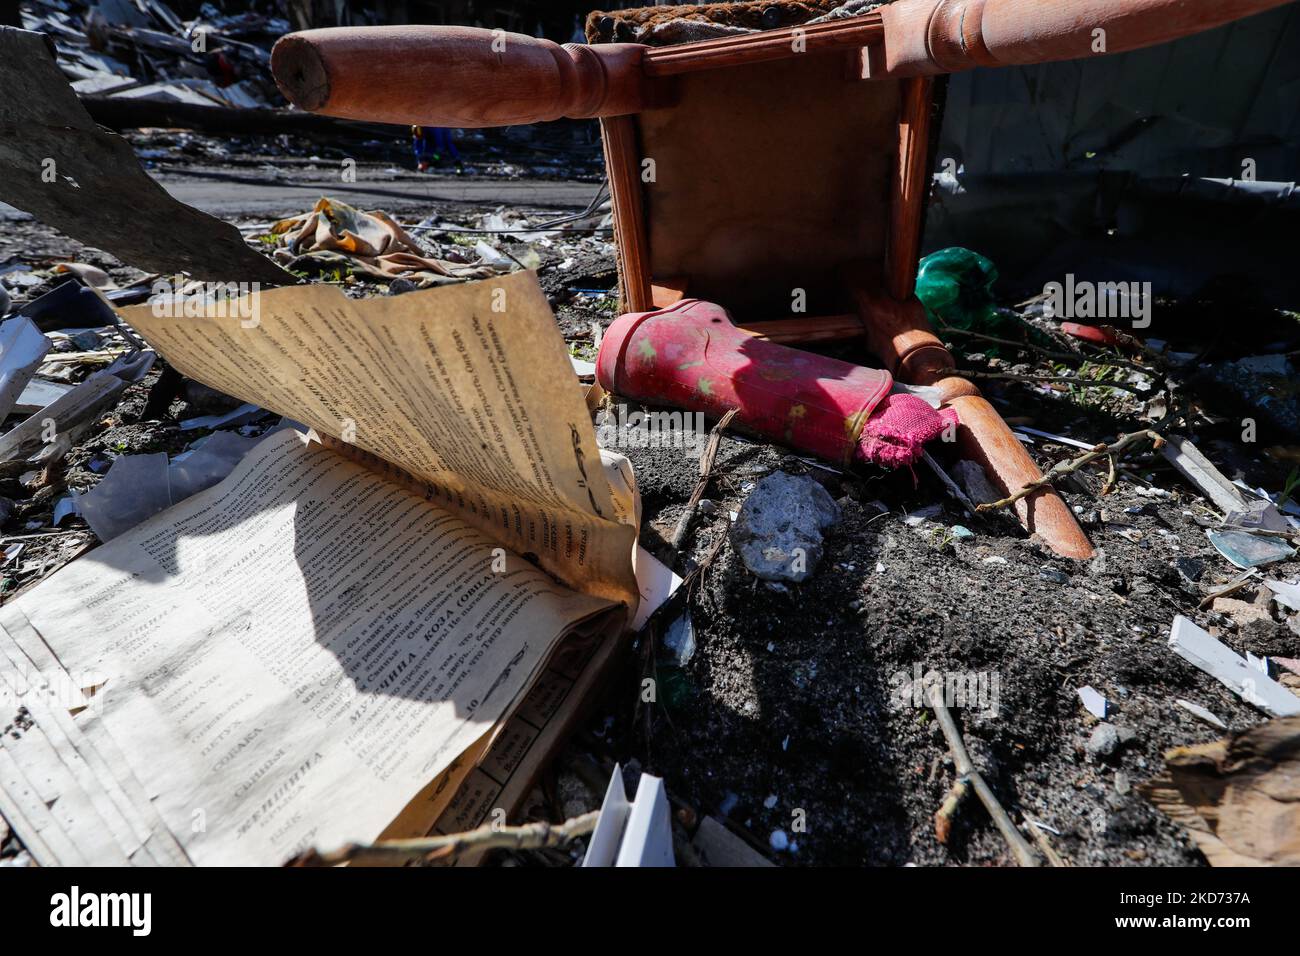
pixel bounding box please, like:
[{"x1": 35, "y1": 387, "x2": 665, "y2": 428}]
[
  {"x1": 3, "y1": 153, "x2": 1299, "y2": 868},
  {"x1": 603, "y1": 404, "x2": 1296, "y2": 867}
]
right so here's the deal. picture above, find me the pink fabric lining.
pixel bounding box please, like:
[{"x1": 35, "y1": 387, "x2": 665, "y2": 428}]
[{"x1": 856, "y1": 392, "x2": 960, "y2": 469}]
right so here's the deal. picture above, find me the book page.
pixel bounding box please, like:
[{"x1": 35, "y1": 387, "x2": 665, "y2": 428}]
[
  {"x1": 119, "y1": 271, "x2": 638, "y2": 608},
  {"x1": 0, "y1": 430, "x2": 621, "y2": 865}
]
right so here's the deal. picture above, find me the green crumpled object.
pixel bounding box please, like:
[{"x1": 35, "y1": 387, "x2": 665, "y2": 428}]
[
  {"x1": 915, "y1": 246, "x2": 1001, "y2": 332},
  {"x1": 915, "y1": 247, "x2": 1052, "y2": 356}
]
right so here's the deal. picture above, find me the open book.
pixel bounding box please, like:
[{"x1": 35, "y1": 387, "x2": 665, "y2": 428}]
[{"x1": 0, "y1": 271, "x2": 641, "y2": 865}]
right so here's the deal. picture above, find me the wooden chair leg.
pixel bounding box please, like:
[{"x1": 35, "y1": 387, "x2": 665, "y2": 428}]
[{"x1": 849, "y1": 283, "x2": 1094, "y2": 560}]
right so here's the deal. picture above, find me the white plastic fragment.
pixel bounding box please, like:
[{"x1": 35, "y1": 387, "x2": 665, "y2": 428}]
[
  {"x1": 13, "y1": 377, "x2": 72, "y2": 414},
  {"x1": 1015, "y1": 426, "x2": 1095, "y2": 451},
  {"x1": 1175, "y1": 699, "x2": 1227, "y2": 730},
  {"x1": 1168, "y1": 616, "x2": 1300, "y2": 718},
  {"x1": 51, "y1": 496, "x2": 77, "y2": 526},
  {"x1": 0, "y1": 317, "x2": 52, "y2": 422},
  {"x1": 178, "y1": 402, "x2": 261, "y2": 431},
  {"x1": 630, "y1": 545, "x2": 682, "y2": 632},
  {"x1": 902, "y1": 504, "x2": 943, "y2": 527},
  {"x1": 569, "y1": 355, "x2": 596, "y2": 378},
  {"x1": 582, "y1": 764, "x2": 674, "y2": 868},
  {"x1": 1160, "y1": 434, "x2": 1250, "y2": 516},
  {"x1": 168, "y1": 430, "x2": 257, "y2": 501},
  {"x1": 582, "y1": 765, "x2": 631, "y2": 868},
  {"x1": 1077, "y1": 685, "x2": 1109, "y2": 719},
  {"x1": 1264, "y1": 578, "x2": 1300, "y2": 612},
  {"x1": 76, "y1": 452, "x2": 171, "y2": 543}
]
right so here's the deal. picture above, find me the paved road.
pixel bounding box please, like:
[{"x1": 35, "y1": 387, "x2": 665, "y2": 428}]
[{"x1": 152, "y1": 168, "x2": 601, "y2": 219}]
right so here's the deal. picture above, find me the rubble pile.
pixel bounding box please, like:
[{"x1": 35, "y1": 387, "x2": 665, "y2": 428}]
[{"x1": 27, "y1": 0, "x2": 288, "y2": 110}]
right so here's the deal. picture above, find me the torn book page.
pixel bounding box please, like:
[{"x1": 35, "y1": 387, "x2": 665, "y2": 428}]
[
  {"x1": 121, "y1": 271, "x2": 638, "y2": 608},
  {"x1": 0, "y1": 429, "x2": 622, "y2": 864}
]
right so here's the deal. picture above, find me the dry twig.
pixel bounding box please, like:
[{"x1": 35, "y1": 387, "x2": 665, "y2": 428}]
[
  {"x1": 975, "y1": 428, "x2": 1166, "y2": 514},
  {"x1": 671, "y1": 408, "x2": 738, "y2": 551},
  {"x1": 289, "y1": 810, "x2": 601, "y2": 866},
  {"x1": 927, "y1": 685, "x2": 1040, "y2": 867}
]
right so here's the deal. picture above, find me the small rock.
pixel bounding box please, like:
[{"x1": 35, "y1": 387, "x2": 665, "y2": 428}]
[
  {"x1": 387, "y1": 277, "x2": 418, "y2": 296},
  {"x1": 696, "y1": 498, "x2": 718, "y2": 516},
  {"x1": 763, "y1": 794, "x2": 778, "y2": 809},
  {"x1": 731, "y1": 472, "x2": 839, "y2": 584},
  {"x1": 1212, "y1": 596, "x2": 1273, "y2": 628},
  {"x1": 68, "y1": 329, "x2": 103, "y2": 351},
  {"x1": 1039, "y1": 566, "x2": 1070, "y2": 585},
  {"x1": 1114, "y1": 771, "x2": 1131, "y2": 795},
  {"x1": 769, "y1": 829, "x2": 789, "y2": 852},
  {"x1": 1087, "y1": 549, "x2": 1108, "y2": 576},
  {"x1": 982, "y1": 555, "x2": 1007, "y2": 566},
  {"x1": 1086, "y1": 723, "x2": 1121, "y2": 759}
]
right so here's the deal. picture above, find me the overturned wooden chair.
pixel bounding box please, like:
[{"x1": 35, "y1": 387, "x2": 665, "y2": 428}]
[{"x1": 270, "y1": 0, "x2": 1289, "y2": 559}]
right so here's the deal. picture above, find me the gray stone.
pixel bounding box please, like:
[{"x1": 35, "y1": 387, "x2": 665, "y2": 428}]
[
  {"x1": 1039, "y1": 566, "x2": 1070, "y2": 585},
  {"x1": 1086, "y1": 723, "x2": 1120, "y2": 759},
  {"x1": 69, "y1": 330, "x2": 104, "y2": 351},
  {"x1": 731, "y1": 472, "x2": 839, "y2": 584}
]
